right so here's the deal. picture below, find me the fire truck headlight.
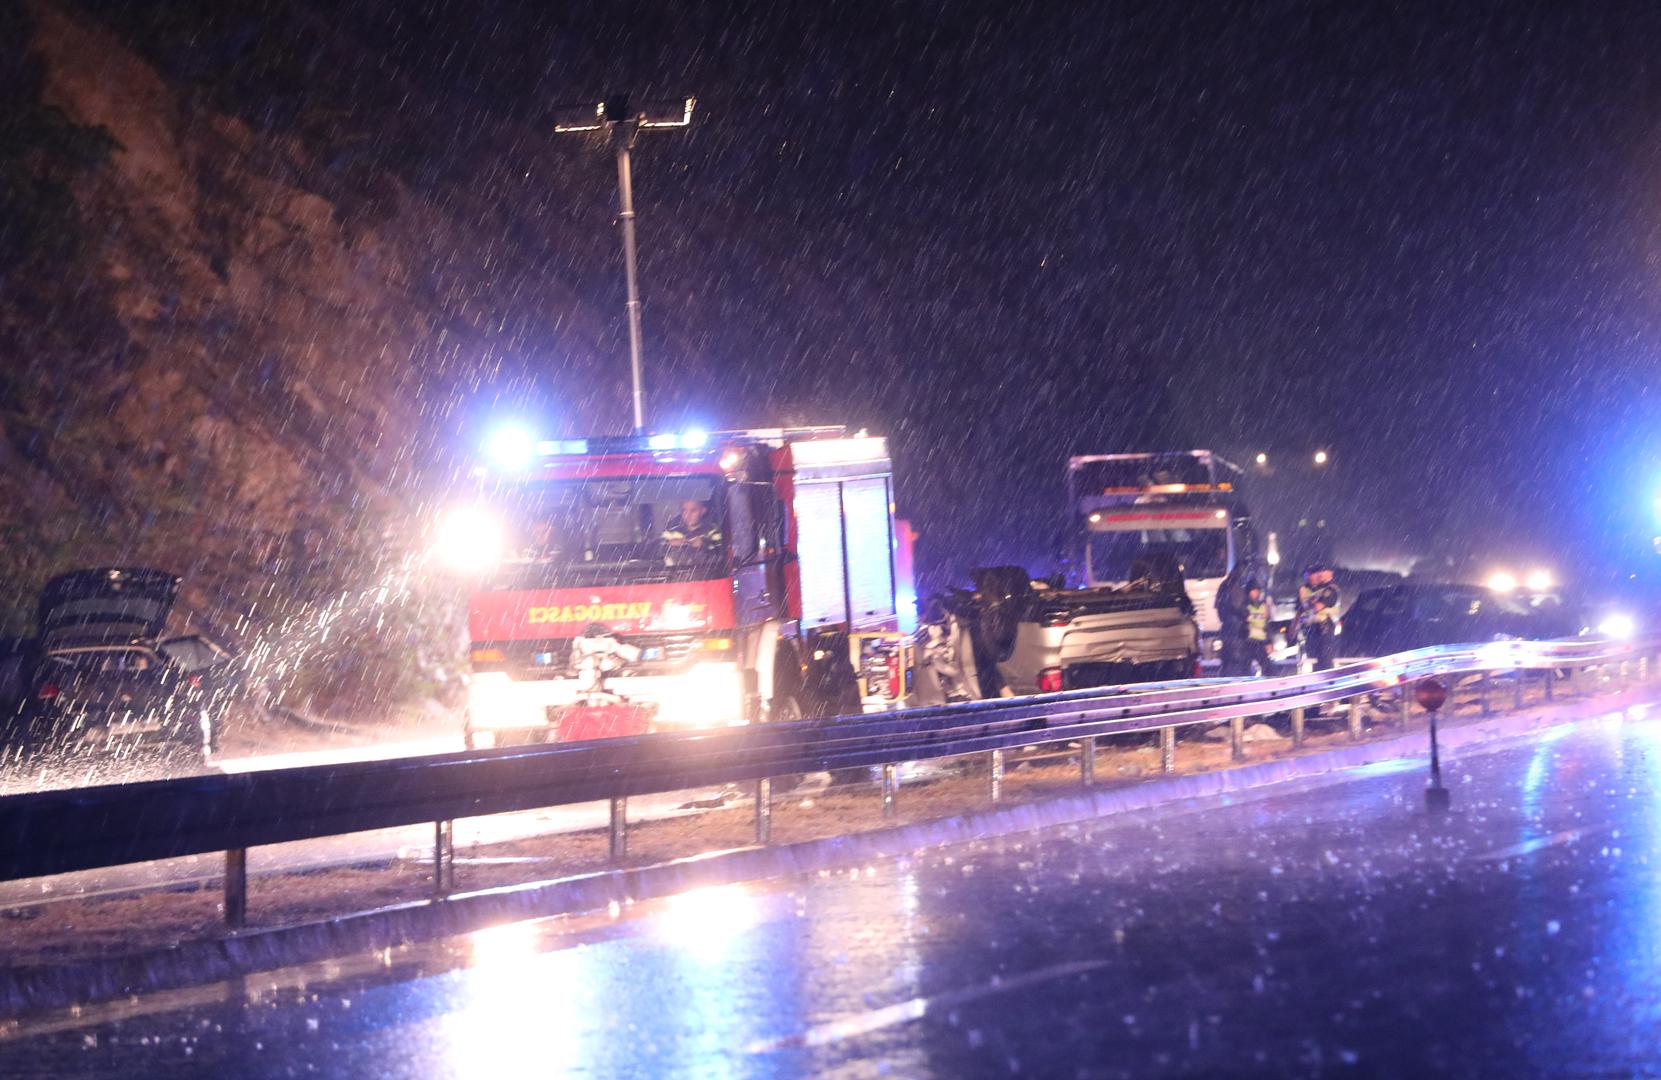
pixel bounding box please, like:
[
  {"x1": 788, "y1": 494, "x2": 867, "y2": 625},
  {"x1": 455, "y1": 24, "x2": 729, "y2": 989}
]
[
  {"x1": 657, "y1": 663, "x2": 743, "y2": 728},
  {"x1": 1524, "y1": 569, "x2": 1553, "y2": 592},
  {"x1": 466, "y1": 672, "x2": 545, "y2": 732},
  {"x1": 435, "y1": 507, "x2": 506, "y2": 574},
  {"x1": 1487, "y1": 571, "x2": 1518, "y2": 593}
]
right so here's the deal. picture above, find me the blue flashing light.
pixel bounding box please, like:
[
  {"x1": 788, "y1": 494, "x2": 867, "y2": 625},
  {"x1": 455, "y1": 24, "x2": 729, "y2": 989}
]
[
  {"x1": 647, "y1": 433, "x2": 678, "y2": 451},
  {"x1": 896, "y1": 587, "x2": 919, "y2": 633},
  {"x1": 486, "y1": 424, "x2": 536, "y2": 471},
  {"x1": 681, "y1": 429, "x2": 710, "y2": 450}
]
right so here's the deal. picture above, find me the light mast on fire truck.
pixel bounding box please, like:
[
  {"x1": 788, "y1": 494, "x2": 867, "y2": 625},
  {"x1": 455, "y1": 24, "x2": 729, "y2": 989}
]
[{"x1": 555, "y1": 95, "x2": 695, "y2": 435}]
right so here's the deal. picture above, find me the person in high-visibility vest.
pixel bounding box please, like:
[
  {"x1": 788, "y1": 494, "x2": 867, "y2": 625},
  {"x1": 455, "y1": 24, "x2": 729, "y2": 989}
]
[
  {"x1": 1244, "y1": 580, "x2": 1273, "y2": 675},
  {"x1": 1297, "y1": 564, "x2": 1341, "y2": 672}
]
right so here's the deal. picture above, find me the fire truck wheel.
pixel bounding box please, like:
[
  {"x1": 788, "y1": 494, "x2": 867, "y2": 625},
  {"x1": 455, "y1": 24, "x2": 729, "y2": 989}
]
[
  {"x1": 804, "y1": 647, "x2": 861, "y2": 719},
  {"x1": 826, "y1": 679, "x2": 862, "y2": 719},
  {"x1": 768, "y1": 693, "x2": 803, "y2": 724}
]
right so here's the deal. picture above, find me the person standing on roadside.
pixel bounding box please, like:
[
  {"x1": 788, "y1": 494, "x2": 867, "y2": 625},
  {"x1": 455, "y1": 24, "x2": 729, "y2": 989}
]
[
  {"x1": 1298, "y1": 564, "x2": 1341, "y2": 672},
  {"x1": 1244, "y1": 579, "x2": 1273, "y2": 675},
  {"x1": 1216, "y1": 562, "x2": 1253, "y2": 677}
]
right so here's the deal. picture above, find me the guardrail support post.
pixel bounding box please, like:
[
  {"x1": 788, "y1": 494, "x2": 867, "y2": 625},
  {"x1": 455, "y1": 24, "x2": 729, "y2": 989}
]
[
  {"x1": 224, "y1": 848, "x2": 247, "y2": 929},
  {"x1": 1348, "y1": 696, "x2": 1363, "y2": 741},
  {"x1": 881, "y1": 763, "x2": 898, "y2": 819},
  {"x1": 1479, "y1": 672, "x2": 1492, "y2": 717},
  {"x1": 1160, "y1": 727, "x2": 1176, "y2": 774},
  {"x1": 1399, "y1": 681, "x2": 1411, "y2": 729},
  {"x1": 609, "y1": 797, "x2": 628, "y2": 862},
  {"x1": 990, "y1": 749, "x2": 1005, "y2": 802},
  {"x1": 1513, "y1": 668, "x2": 1525, "y2": 711},
  {"x1": 1081, "y1": 736, "x2": 1097, "y2": 785},
  {"x1": 1290, "y1": 707, "x2": 1305, "y2": 748},
  {"x1": 754, "y1": 779, "x2": 772, "y2": 845},
  {"x1": 1545, "y1": 666, "x2": 1555, "y2": 701},
  {"x1": 433, "y1": 820, "x2": 455, "y2": 897},
  {"x1": 1229, "y1": 717, "x2": 1245, "y2": 762}
]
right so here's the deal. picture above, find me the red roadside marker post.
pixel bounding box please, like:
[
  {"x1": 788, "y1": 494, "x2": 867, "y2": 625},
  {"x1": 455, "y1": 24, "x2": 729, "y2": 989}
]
[{"x1": 1416, "y1": 678, "x2": 1451, "y2": 813}]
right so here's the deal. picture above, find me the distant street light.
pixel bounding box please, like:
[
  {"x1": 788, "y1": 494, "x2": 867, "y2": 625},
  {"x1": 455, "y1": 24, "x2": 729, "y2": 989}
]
[
  {"x1": 1313, "y1": 450, "x2": 1329, "y2": 466},
  {"x1": 1254, "y1": 452, "x2": 1268, "y2": 466}
]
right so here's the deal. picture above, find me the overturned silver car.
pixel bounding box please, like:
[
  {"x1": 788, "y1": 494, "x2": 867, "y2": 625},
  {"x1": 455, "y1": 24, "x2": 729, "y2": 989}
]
[{"x1": 912, "y1": 566, "x2": 1201, "y2": 704}]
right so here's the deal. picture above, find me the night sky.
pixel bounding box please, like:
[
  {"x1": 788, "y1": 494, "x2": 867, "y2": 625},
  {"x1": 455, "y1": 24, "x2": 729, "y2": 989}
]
[{"x1": 91, "y1": 0, "x2": 1661, "y2": 593}]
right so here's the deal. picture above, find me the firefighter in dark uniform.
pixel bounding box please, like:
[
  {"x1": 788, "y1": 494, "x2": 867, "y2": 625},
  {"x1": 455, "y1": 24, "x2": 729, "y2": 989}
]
[
  {"x1": 1297, "y1": 564, "x2": 1341, "y2": 671},
  {"x1": 662, "y1": 499, "x2": 724, "y2": 564},
  {"x1": 1216, "y1": 563, "x2": 1252, "y2": 677}
]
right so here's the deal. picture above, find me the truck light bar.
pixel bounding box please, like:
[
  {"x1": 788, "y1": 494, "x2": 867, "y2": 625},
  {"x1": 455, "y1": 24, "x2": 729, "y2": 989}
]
[
  {"x1": 500, "y1": 427, "x2": 853, "y2": 464},
  {"x1": 535, "y1": 439, "x2": 590, "y2": 456},
  {"x1": 1095, "y1": 482, "x2": 1233, "y2": 495},
  {"x1": 1088, "y1": 509, "x2": 1231, "y2": 530}
]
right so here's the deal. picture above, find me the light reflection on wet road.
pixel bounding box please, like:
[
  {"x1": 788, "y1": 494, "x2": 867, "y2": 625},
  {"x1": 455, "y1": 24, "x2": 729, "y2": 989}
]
[{"x1": 7, "y1": 710, "x2": 1661, "y2": 1077}]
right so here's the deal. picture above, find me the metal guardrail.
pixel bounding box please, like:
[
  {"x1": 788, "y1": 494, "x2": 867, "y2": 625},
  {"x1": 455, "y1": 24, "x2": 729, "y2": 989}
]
[{"x1": 0, "y1": 636, "x2": 1650, "y2": 926}]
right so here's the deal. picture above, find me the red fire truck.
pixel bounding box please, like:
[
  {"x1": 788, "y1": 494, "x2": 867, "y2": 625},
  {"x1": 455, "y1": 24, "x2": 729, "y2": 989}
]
[{"x1": 435, "y1": 427, "x2": 908, "y2": 747}]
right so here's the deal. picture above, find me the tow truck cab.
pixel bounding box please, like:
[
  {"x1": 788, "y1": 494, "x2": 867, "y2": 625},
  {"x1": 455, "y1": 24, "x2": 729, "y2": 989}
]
[
  {"x1": 1066, "y1": 450, "x2": 1257, "y2": 645},
  {"x1": 451, "y1": 428, "x2": 907, "y2": 747}
]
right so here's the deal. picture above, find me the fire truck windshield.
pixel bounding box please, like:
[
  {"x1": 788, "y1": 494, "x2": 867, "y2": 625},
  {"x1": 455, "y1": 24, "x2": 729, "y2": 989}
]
[
  {"x1": 1088, "y1": 528, "x2": 1229, "y2": 583},
  {"x1": 487, "y1": 476, "x2": 726, "y2": 586}
]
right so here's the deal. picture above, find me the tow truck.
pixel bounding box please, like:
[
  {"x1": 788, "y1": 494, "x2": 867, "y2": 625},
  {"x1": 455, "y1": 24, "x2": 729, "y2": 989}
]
[
  {"x1": 436, "y1": 427, "x2": 910, "y2": 747},
  {"x1": 1066, "y1": 451, "x2": 1258, "y2": 654}
]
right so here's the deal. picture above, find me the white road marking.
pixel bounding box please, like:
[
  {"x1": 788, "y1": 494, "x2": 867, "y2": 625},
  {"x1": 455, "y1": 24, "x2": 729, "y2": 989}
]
[
  {"x1": 1470, "y1": 828, "x2": 1590, "y2": 863},
  {"x1": 747, "y1": 959, "x2": 1113, "y2": 1052}
]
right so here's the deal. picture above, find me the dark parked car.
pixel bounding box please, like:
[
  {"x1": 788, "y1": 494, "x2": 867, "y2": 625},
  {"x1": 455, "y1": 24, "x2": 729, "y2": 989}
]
[
  {"x1": 1338, "y1": 582, "x2": 1578, "y2": 660},
  {"x1": 1, "y1": 568, "x2": 239, "y2": 775}
]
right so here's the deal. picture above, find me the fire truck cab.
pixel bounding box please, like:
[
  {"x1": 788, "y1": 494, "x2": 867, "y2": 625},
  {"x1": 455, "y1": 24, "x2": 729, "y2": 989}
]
[{"x1": 444, "y1": 427, "x2": 905, "y2": 747}]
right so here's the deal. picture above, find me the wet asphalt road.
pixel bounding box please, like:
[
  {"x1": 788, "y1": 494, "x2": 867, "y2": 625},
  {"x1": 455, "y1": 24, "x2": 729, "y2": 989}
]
[{"x1": 6, "y1": 706, "x2": 1661, "y2": 1077}]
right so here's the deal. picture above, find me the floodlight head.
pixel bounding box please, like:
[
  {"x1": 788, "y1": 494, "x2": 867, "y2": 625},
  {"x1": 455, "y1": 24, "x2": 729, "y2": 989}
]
[
  {"x1": 639, "y1": 96, "x2": 696, "y2": 129},
  {"x1": 554, "y1": 96, "x2": 695, "y2": 135}
]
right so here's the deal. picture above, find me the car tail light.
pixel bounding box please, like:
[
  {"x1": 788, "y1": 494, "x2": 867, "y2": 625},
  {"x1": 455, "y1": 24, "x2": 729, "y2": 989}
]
[
  {"x1": 1038, "y1": 668, "x2": 1063, "y2": 693},
  {"x1": 1042, "y1": 611, "x2": 1071, "y2": 627},
  {"x1": 1194, "y1": 659, "x2": 1204, "y2": 678},
  {"x1": 36, "y1": 683, "x2": 59, "y2": 701},
  {"x1": 188, "y1": 675, "x2": 202, "y2": 689}
]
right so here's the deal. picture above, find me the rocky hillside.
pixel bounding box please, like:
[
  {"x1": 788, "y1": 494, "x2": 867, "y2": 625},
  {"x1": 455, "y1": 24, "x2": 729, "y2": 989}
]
[{"x1": 2, "y1": 4, "x2": 596, "y2": 711}]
